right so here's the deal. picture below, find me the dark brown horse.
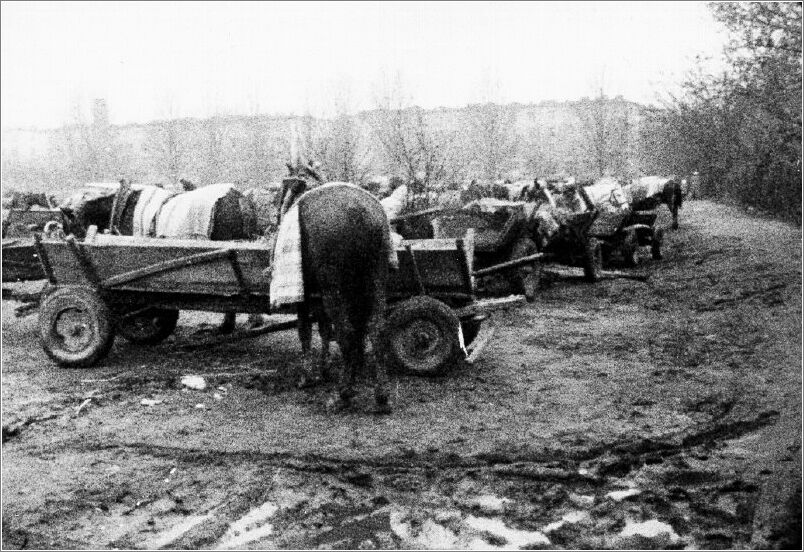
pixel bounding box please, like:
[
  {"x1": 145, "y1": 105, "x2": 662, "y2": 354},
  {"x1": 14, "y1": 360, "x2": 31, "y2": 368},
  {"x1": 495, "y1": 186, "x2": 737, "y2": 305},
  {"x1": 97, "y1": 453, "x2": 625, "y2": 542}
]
[{"x1": 277, "y1": 162, "x2": 393, "y2": 413}]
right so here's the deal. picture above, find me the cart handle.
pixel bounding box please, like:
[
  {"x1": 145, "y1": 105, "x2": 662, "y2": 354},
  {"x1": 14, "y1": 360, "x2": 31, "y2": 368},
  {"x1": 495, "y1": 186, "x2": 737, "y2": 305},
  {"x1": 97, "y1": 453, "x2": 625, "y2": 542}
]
[{"x1": 471, "y1": 252, "x2": 545, "y2": 277}]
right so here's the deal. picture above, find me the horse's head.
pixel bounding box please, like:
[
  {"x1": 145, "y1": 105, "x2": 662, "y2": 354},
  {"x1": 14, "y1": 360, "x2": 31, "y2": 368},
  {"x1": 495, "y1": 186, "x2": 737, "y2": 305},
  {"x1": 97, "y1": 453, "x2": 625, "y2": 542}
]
[{"x1": 277, "y1": 160, "x2": 324, "y2": 220}]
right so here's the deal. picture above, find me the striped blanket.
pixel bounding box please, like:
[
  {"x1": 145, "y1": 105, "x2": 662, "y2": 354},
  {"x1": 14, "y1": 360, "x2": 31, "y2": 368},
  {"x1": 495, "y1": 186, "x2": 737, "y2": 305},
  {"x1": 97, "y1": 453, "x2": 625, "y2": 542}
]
[
  {"x1": 155, "y1": 183, "x2": 234, "y2": 239},
  {"x1": 132, "y1": 187, "x2": 176, "y2": 236},
  {"x1": 269, "y1": 203, "x2": 304, "y2": 307}
]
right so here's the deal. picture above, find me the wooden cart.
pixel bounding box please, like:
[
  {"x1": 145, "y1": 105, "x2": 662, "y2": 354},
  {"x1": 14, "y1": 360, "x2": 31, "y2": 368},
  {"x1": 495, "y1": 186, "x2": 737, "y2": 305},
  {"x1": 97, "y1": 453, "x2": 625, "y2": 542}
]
[
  {"x1": 394, "y1": 201, "x2": 544, "y2": 298},
  {"x1": 582, "y1": 180, "x2": 664, "y2": 267},
  {"x1": 2, "y1": 208, "x2": 62, "y2": 283},
  {"x1": 34, "y1": 227, "x2": 525, "y2": 376}
]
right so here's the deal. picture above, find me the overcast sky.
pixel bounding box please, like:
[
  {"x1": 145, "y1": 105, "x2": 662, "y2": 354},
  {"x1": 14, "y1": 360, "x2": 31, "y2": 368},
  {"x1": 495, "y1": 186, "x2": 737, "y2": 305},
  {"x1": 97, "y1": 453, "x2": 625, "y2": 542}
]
[{"x1": 1, "y1": 1, "x2": 729, "y2": 129}]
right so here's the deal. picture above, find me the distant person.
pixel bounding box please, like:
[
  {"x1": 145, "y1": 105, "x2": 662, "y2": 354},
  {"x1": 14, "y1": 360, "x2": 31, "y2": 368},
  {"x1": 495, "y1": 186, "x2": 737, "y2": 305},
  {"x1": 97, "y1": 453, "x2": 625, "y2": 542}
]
[{"x1": 179, "y1": 178, "x2": 196, "y2": 192}]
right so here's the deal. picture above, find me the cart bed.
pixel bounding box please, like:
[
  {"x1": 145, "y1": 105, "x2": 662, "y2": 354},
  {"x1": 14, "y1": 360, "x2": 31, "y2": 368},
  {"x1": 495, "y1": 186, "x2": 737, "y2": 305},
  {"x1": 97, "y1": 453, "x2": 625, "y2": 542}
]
[{"x1": 38, "y1": 232, "x2": 476, "y2": 302}]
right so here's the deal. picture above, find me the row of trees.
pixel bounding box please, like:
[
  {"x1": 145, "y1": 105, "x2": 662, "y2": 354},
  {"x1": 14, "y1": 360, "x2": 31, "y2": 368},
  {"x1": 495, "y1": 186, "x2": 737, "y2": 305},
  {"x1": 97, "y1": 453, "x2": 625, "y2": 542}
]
[
  {"x1": 648, "y1": 1, "x2": 801, "y2": 223},
  {"x1": 2, "y1": 89, "x2": 648, "y2": 200}
]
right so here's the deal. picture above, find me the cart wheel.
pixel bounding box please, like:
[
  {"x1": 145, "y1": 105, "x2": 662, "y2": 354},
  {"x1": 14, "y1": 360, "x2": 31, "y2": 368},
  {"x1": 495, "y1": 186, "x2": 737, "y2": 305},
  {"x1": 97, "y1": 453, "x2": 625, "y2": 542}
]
[
  {"x1": 582, "y1": 238, "x2": 603, "y2": 282},
  {"x1": 38, "y1": 286, "x2": 115, "y2": 368},
  {"x1": 117, "y1": 308, "x2": 179, "y2": 345},
  {"x1": 510, "y1": 237, "x2": 540, "y2": 301},
  {"x1": 620, "y1": 229, "x2": 639, "y2": 268},
  {"x1": 651, "y1": 228, "x2": 664, "y2": 260},
  {"x1": 383, "y1": 296, "x2": 463, "y2": 376}
]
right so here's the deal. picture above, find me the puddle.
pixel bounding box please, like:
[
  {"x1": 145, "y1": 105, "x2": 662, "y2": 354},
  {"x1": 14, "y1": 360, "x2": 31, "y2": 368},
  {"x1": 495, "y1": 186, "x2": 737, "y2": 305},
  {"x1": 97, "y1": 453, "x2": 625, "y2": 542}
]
[
  {"x1": 605, "y1": 488, "x2": 641, "y2": 501},
  {"x1": 465, "y1": 494, "x2": 511, "y2": 514},
  {"x1": 619, "y1": 518, "x2": 680, "y2": 542},
  {"x1": 542, "y1": 510, "x2": 589, "y2": 533},
  {"x1": 216, "y1": 501, "x2": 278, "y2": 549},
  {"x1": 141, "y1": 512, "x2": 215, "y2": 549},
  {"x1": 464, "y1": 516, "x2": 551, "y2": 548},
  {"x1": 391, "y1": 514, "x2": 460, "y2": 549}
]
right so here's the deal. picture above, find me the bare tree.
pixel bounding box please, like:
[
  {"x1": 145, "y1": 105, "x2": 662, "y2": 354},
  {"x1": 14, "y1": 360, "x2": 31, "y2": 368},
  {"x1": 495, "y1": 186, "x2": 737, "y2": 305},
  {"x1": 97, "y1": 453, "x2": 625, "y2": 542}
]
[
  {"x1": 369, "y1": 80, "x2": 460, "y2": 190},
  {"x1": 467, "y1": 101, "x2": 518, "y2": 182},
  {"x1": 144, "y1": 117, "x2": 188, "y2": 185},
  {"x1": 201, "y1": 115, "x2": 226, "y2": 184},
  {"x1": 573, "y1": 94, "x2": 632, "y2": 178},
  {"x1": 50, "y1": 97, "x2": 129, "y2": 184}
]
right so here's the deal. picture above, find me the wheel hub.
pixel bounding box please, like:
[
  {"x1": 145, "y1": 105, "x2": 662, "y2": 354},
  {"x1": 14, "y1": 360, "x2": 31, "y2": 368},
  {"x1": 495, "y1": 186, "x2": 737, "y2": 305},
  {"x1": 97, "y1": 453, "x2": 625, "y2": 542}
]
[{"x1": 54, "y1": 308, "x2": 93, "y2": 352}]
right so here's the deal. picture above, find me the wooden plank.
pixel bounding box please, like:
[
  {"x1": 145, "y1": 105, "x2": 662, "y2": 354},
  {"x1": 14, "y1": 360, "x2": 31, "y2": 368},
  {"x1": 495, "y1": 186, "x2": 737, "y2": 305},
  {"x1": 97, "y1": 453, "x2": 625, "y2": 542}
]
[
  {"x1": 177, "y1": 319, "x2": 297, "y2": 350},
  {"x1": 101, "y1": 248, "x2": 232, "y2": 288},
  {"x1": 65, "y1": 235, "x2": 102, "y2": 289},
  {"x1": 404, "y1": 244, "x2": 426, "y2": 295},
  {"x1": 453, "y1": 295, "x2": 525, "y2": 318},
  {"x1": 472, "y1": 252, "x2": 545, "y2": 277},
  {"x1": 227, "y1": 249, "x2": 251, "y2": 296},
  {"x1": 466, "y1": 326, "x2": 496, "y2": 364},
  {"x1": 33, "y1": 233, "x2": 56, "y2": 284},
  {"x1": 455, "y1": 229, "x2": 475, "y2": 295}
]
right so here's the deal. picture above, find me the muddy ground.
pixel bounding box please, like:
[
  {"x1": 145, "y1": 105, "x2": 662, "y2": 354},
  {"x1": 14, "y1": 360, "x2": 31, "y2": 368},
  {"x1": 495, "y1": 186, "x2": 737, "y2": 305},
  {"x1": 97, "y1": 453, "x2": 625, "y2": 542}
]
[{"x1": 1, "y1": 200, "x2": 801, "y2": 550}]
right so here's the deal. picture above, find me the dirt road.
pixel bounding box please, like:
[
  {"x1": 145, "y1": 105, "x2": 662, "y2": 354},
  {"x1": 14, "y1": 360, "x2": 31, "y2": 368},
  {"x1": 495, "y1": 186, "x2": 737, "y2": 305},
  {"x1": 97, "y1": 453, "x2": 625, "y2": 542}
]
[{"x1": 2, "y1": 200, "x2": 801, "y2": 549}]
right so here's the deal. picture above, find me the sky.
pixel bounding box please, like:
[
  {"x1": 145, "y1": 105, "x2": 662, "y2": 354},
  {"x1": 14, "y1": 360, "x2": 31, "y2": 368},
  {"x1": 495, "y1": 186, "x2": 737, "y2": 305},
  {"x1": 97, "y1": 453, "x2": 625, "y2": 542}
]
[{"x1": 0, "y1": 1, "x2": 730, "y2": 129}]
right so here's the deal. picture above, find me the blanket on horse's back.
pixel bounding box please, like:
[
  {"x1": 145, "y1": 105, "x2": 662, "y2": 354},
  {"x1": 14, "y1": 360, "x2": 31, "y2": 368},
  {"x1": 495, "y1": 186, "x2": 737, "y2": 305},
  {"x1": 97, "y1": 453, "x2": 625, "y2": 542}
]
[
  {"x1": 132, "y1": 186, "x2": 176, "y2": 236},
  {"x1": 270, "y1": 202, "x2": 304, "y2": 307},
  {"x1": 155, "y1": 183, "x2": 236, "y2": 239}
]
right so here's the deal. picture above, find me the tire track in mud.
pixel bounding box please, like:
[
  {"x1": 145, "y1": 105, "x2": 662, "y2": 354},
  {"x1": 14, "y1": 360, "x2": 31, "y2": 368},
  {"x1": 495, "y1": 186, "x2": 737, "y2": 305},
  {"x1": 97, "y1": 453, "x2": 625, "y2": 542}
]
[{"x1": 48, "y1": 408, "x2": 778, "y2": 475}]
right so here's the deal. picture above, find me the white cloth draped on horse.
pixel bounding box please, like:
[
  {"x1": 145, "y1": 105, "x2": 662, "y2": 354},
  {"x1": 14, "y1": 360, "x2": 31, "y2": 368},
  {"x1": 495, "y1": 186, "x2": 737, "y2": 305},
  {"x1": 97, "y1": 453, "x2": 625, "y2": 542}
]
[
  {"x1": 132, "y1": 187, "x2": 176, "y2": 236},
  {"x1": 155, "y1": 183, "x2": 236, "y2": 239}
]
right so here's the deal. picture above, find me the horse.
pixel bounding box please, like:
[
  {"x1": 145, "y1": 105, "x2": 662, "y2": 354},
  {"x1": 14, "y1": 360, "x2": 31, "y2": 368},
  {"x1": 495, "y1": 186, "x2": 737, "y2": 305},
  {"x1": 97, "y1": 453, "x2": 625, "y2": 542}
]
[
  {"x1": 625, "y1": 176, "x2": 684, "y2": 230},
  {"x1": 276, "y1": 161, "x2": 393, "y2": 413},
  {"x1": 59, "y1": 180, "x2": 258, "y2": 333}
]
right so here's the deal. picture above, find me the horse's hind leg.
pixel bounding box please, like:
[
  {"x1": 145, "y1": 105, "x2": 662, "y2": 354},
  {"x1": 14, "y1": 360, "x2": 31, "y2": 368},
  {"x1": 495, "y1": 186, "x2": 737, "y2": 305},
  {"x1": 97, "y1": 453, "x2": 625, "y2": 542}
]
[
  {"x1": 314, "y1": 305, "x2": 333, "y2": 382},
  {"x1": 296, "y1": 301, "x2": 317, "y2": 388},
  {"x1": 320, "y1": 294, "x2": 358, "y2": 410},
  {"x1": 367, "y1": 270, "x2": 391, "y2": 414}
]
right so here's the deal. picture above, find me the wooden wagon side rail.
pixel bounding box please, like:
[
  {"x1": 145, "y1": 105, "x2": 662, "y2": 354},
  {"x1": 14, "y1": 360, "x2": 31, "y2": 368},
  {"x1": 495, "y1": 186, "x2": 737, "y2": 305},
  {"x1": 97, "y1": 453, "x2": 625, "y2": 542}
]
[{"x1": 100, "y1": 248, "x2": 235, "y2": 289}]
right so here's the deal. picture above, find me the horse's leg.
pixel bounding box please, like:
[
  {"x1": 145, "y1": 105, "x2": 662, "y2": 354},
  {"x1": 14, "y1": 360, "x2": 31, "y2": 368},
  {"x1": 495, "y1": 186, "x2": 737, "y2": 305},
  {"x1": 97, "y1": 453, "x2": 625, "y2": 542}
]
[
  {"x1": 321, "y1": 293, "x2": 358, "y2": 411},
  {"x1": 296, "y1": 301, "x2": 317, "y2": 388},
  {"x1": 219, "y1": 312, "x2": 236, "y2": 334},
  {"x1": 366, "y1": 271, "x2": 391, "y2": 414},
  {"x1": 314, "y1": 304, "x2": 333, "y2": 382}
]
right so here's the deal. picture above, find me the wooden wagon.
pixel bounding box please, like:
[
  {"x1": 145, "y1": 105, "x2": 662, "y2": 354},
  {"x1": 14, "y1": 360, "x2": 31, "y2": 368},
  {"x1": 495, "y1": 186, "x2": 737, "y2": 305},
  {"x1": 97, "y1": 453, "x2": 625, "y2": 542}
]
[
  {"x1": 2, "y1": 208, "x2": 62, "y2": 283},
  {"x1": 34, "y1": 227, "x2": 525, "y2": 376},
  {"x1": 392, "y1": 201, "x2": 545, "y2": 298},
  {"x1": 582, "y1": 179, "x2": 664, "y2": 267}
]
